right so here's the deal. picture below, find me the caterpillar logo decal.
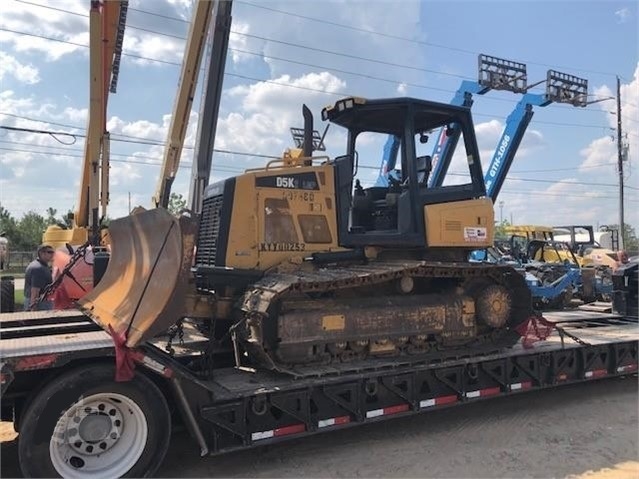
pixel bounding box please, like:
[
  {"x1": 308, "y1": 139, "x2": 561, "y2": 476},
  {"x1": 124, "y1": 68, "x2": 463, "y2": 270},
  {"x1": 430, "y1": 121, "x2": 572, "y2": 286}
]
[{"x1": 255, "y1": 172, "x2": 320, "y2": 190}]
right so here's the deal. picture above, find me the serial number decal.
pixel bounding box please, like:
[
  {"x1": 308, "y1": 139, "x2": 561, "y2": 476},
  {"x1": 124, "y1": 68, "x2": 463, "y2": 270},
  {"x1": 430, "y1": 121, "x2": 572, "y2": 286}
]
[
  {"x1": 259, "y1": 242, "x2": 306, "y2": 252},
  {"x1": 282, "y1": 191, "x2": 315, "y2": 202}
]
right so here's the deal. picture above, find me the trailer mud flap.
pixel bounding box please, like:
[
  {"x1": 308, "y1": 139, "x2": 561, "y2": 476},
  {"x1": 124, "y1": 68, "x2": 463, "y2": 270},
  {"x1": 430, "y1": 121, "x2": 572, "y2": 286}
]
[{"x1": 78, "y1": 208, "x2": 196, "y2": 347}]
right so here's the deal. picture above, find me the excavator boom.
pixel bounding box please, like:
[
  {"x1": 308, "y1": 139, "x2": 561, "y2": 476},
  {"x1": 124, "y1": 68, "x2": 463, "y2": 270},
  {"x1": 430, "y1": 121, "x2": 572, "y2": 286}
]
[
  {"x1": 75, "y1": 0, "x2": 128, "y2": 231},
  {"x1": 153, "y1": 0, "x2": 215, "y2": 208}
]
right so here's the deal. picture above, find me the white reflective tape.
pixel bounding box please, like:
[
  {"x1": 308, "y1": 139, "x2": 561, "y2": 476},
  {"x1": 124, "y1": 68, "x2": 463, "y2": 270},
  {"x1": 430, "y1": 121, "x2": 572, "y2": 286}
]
[
  {"x1": 420, "y1": 399, "x2": 436, "y2": 408},
  {"x1": 318, "y1": 418, "x2": 336, "y2": 428},
  {"x1": 251, "y1": 430, "x2": 274, "y2": 441},
  {"x1": 511, "y1": 383, "x2": 523, "y2": 391},
  {"x1": 465, "y1": 390, "x2": 481, "y2": 398},
  {"x1": 585, "y1": 371, "x2": 593, "y2": 378},
  {"x1": 617, "y1": 365, "x2": 637, "y2": 373},
  {"x1": 366, "y1": 409, "x2": 384, "y2": 418}
]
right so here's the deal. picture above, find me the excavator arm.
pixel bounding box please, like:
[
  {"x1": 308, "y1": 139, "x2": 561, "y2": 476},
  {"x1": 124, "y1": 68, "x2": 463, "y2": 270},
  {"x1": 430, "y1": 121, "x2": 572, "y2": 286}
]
[
  {"x1": 75, "y1": 1, "x2": 128, "y2": 234},
  {"x1": 153, "y1": 0, "x2": 215, "y2": 208}
]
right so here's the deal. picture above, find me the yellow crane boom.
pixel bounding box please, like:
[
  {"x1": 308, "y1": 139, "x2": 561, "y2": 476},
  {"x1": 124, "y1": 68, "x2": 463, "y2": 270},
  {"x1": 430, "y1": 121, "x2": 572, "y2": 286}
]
[
  {"x1": 46, "y1": 0, "x2": 127, "y2": 248},
  {"x1": 153, "y1": 0, "x2": 215, "y2": 208},
  {"x1": 77, "y1": 1, "x2": 127, "y2": 228}
]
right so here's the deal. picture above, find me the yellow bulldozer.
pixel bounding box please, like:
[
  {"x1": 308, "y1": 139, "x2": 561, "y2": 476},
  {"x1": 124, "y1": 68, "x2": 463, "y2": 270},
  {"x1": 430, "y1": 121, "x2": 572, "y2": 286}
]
[{"x1": 79, "y1": 96, "x2": 533, "y2": 371}]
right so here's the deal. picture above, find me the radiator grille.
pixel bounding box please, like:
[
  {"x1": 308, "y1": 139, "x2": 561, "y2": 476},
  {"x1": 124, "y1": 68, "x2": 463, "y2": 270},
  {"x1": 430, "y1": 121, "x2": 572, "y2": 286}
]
[
  {"x1": 445, "y1": 220, "x2": 462, "y2": 231},
  {"x1": 196, "y1": 194, "x2": 224, "y2": 267}
]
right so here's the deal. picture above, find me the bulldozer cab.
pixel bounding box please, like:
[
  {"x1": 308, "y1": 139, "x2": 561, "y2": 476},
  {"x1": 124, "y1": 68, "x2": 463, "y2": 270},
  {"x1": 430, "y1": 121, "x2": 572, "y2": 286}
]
[{"x1": 322, "y1": 97, "x2": 488, "y2": 249}]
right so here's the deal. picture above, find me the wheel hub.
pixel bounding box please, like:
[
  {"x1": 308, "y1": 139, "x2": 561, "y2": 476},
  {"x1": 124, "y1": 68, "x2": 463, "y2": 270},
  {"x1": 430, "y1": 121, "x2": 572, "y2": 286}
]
[
  {"x1": 64, "y1": 400, "x2": 124, "y2": 456},
  {"x1": 475, "y1": 284, "x2": 512, "y2": 328}
]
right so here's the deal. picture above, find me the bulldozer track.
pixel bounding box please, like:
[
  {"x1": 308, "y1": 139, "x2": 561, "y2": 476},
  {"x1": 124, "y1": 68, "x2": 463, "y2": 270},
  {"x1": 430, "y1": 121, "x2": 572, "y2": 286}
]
[{"x1": 240, "y1": 260, "x2": 532, "y2": 375}]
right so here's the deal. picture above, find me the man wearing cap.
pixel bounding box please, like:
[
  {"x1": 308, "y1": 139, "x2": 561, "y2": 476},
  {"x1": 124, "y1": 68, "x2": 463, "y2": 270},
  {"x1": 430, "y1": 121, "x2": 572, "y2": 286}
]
[{"x1": 24, "y1": 244, "x2": 55, "y2": 311}]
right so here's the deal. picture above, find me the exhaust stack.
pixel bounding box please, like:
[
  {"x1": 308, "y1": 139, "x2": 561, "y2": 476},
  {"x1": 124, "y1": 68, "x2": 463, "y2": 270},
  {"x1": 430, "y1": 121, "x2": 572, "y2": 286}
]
[{"x1": 302, "y1": 104, "x2": 313, "y2": 158}]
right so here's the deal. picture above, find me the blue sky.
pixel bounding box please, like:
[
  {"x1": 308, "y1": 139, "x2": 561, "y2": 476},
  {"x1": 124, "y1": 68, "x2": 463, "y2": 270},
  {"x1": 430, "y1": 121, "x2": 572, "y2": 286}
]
[{"x1": 0, "y1": 0, "x2": 637, "y2": 230}]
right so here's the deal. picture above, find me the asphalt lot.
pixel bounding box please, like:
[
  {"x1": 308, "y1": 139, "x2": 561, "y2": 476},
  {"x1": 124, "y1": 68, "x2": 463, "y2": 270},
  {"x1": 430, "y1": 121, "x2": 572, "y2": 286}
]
[{"x1": 1, "y1": 376, "x2": 637, "y2": 478}]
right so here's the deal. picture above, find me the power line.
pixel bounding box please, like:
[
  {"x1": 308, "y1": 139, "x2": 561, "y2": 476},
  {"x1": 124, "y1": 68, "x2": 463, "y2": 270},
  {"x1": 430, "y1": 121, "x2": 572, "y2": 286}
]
[
  {"x1": 0, "y1": 27, "x2": 616, "y2": 131},
  {"x1": 0, "y1": 125, "x2": 78, "y2": 144},
  {"x1": 4, "y1": 2, "x2": 620, "y2": 116},
  {"x1": 2, "y1": 139, "x2": 637, "y2": 192},
  {"x1": 134, "y1": 0, "x2": 622, "y2": 79},
  {"x1": 0, "y1": 138, "x2": 621, "y2": 175}
]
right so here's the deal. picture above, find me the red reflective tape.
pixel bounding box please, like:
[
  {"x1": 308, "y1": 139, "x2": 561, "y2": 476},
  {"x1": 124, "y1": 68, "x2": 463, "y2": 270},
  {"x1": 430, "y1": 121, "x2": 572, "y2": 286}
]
[
  {"x1": 421, "y1": 394, "x2": 458, "y2": 408},
  {"x1": 585, "y1": 369, "x2": 607, "y2": 379},
  {"x1": 481, "y1": 387, "x2": 501, "y2": 397},
  {"x1": 273, "y1": 423, "x2": 305, "y2": 437},
  {"x1": 383, "y1": 404, "x2": 409, "y2": 415},
  {"x1": 466, "y1": 387, "x2": 501, "y2": 399},
  {"x1": 334, "y1": 415, "x2": 350, "y2": 425},
  {"x1": 556, "y1": 373, "x2": 568, "y2": 381},
  {"x1": 435, "y1": 394, "x2": 458, "y2": 405},
  {"x1": 510, "y1": 381, "x2": 533, "y2": 391},
  {"x1": 14, "y1": 354, "x2": 59, "y2": 371},
  {"x1": 318, "y1": 415, "x2": 351, "y2": 428}
]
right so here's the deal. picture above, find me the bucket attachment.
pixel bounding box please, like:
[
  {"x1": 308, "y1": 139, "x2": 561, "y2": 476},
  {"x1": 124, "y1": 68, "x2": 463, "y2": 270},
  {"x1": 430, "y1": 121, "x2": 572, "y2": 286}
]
[{"x1": 78, "y1": 208, "x2": 196, "y2": 347}]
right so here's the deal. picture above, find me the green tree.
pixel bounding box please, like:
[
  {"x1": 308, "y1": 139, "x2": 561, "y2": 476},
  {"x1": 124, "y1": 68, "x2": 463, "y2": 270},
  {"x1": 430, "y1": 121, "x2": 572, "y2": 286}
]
[
  {"x1": 62, "y1": 209, "x2": 74, "y2": 229},
  {"x1": 604, "y1": 224, "x2": 639, "y2": 254},
  {"x1": 167, "y1": 193, "x2": 187, "y2": 216},
  {"x1": 17, "y1": 211, "x2": 48, "y2": 251},
  {"x1": 0, "y1": 205, "x2": 19, "y2": 244},
  {"x1": 494, "y1": 219, "x2": 511, "y2": 240},
  {"x1": 46, "y1": 207, "x2": 58, "y2": 225}
]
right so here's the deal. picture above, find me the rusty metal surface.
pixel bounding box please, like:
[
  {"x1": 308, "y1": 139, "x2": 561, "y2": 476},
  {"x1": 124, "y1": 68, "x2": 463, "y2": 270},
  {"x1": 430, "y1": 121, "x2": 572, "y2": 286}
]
[
  {"x1": 240, "y1": 261, "x2": 532, "y2": 370},
  {"x1": 277, "y1": 294, "x2": 474, "y2": 345},
  {"x1": 78, "y1": 209, "x2": 197, "y2": 347}
]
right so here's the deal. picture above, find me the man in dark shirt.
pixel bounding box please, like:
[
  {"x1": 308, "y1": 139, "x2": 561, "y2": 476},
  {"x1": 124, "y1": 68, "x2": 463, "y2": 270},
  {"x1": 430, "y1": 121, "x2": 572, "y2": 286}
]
[{"x1": 24, "y1": 244, "x2": 55, "y2": 311}]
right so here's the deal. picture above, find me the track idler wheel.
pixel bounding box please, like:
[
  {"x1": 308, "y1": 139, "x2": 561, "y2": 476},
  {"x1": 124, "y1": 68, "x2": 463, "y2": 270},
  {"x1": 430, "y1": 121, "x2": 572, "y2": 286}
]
[{"x1": 474, "y1": 284, "x2": 513, "y2": 328}]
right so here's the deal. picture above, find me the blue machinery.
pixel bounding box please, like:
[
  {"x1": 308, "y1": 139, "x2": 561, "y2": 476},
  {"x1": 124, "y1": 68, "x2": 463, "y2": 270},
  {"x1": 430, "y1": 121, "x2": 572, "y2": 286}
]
[
  {"x1": 375, "y1": 54, "x2": 589, "y2": 201},
  {"x1": 483, "y1": 68, "x2": 588, "y2": 200}
]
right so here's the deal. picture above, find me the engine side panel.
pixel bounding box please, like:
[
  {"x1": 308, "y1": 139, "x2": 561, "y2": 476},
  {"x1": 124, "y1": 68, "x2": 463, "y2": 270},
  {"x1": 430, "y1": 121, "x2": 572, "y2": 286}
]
[
  {"x1": 218, "y1": 164, "x2": 340, "y2": 271},
  {"x1": 423, "y1": 198, "x2": 494, "y2": 248}
]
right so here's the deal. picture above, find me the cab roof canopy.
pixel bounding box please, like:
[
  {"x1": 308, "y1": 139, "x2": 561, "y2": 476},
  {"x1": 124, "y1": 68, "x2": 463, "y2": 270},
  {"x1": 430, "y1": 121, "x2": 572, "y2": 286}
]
[{"x1": 321, "y1": 97, "x2": 473, "y2": 136}]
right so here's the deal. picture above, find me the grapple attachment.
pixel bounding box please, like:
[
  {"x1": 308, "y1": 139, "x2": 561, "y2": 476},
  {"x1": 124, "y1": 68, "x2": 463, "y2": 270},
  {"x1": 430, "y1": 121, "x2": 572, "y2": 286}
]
[{"x1": 78, "y1": 208, "x2": 196, "y2": 347}]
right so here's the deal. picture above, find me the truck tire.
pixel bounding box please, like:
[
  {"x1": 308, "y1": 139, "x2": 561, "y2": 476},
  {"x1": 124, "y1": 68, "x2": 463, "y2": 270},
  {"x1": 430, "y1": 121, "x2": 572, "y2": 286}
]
[
  {"x1": 18, "y1": 364, "x2": 171, "y2": 478},
  {"x1": 1, "y1": 276, "x2": 15, "y2": 313}
]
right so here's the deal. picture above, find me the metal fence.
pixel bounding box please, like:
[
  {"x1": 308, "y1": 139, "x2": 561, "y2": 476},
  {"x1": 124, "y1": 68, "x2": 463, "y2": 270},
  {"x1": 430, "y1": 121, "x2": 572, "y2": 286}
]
[{"x1": 4, "y1": 251, "x2": 36, "y2": 271}]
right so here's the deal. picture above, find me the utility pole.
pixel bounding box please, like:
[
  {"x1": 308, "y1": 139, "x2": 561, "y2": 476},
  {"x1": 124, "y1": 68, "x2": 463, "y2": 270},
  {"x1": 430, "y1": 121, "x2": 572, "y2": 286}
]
[
  {"x1": 616, "y1": 76, "x2": 625, "y2": 250},
  {"x1": 499, "y1": 200, "x2": 504, "y2": 224}
]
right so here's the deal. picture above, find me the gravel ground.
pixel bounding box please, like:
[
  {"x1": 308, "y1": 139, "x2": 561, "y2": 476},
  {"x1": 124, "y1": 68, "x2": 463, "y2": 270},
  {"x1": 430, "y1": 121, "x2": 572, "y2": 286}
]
[{"x1": 1, "y1": 376, "x2": 637, "y2": 478}]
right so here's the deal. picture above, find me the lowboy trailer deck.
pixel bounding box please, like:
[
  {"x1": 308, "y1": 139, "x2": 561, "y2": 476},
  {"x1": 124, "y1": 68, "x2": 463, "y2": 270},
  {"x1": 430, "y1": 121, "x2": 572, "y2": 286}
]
[{"x1": 1, "y1": 307, "x2": 637, "y2": 477}]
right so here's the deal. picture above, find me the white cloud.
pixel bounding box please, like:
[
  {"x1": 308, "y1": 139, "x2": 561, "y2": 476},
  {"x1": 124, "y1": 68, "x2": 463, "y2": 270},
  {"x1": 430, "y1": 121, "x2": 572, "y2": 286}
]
[
  {"x1": 579, "y1": 63, "x2": 638, "y2": 185},
  {"x1": 615, "y1": 7, "x2": 630, "y2": 23},
  {"x1": 0, "y1": 52, "x2": 40, "y2": 84},
  {"x1": 579, "y1": 136, "x2": 616, "y2": 173},
  {"x1": 229, "y1": 21, "x2": 252, "y2": 64},
  {"x1": 0, "y1": 0, "x2": 89, "y2": 61}
]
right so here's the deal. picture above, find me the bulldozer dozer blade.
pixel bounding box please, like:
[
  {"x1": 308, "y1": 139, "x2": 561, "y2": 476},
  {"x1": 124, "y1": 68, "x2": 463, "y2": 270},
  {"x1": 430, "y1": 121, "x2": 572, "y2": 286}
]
[{"x1": 78, "y1": 208, "x2": 196, "y2": 347}]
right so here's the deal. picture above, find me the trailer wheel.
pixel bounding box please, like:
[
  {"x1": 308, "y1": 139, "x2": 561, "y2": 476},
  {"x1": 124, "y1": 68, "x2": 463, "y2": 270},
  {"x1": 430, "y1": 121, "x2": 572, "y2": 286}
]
[{"x1": 18, "y1": 364, "x2": 171, "y2": 478}]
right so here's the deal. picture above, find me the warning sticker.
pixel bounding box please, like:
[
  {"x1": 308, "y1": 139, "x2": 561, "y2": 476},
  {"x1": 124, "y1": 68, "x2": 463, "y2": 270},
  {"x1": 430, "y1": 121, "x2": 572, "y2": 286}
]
[{"x1": 464, "y1": 227, "x2": 488, "y2": 242}]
